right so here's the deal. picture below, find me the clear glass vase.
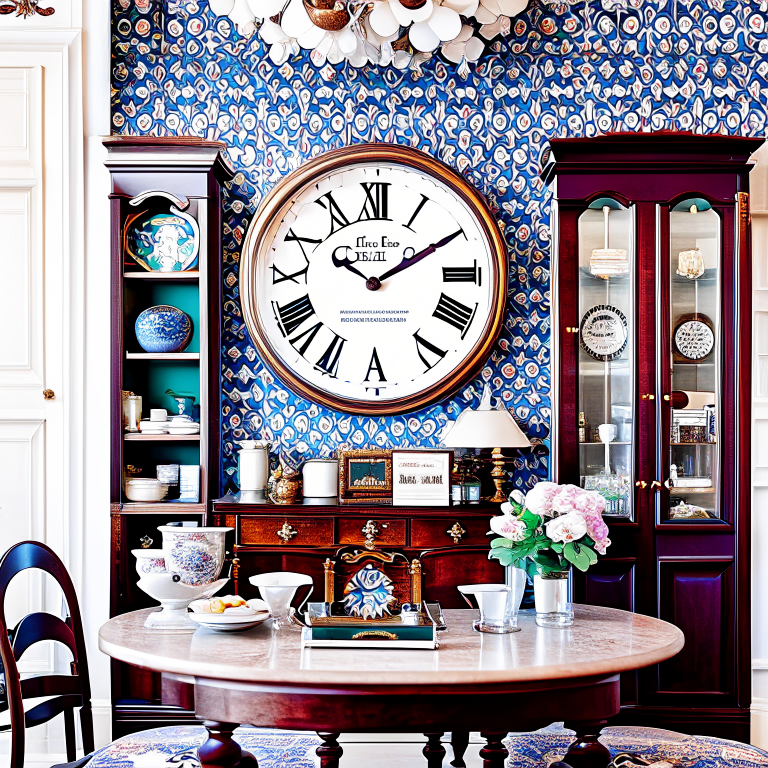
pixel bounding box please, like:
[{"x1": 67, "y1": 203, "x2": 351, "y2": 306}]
[{"x1": 533, "y1": 571, "x2": 573, "y2": 628}]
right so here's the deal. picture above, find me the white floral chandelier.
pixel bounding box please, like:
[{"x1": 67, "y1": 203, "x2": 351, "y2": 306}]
[{"x1": 209, "y1": 0, "x2": 529, "y2": 71}]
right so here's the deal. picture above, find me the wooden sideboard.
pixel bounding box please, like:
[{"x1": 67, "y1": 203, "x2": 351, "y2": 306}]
[{"x1": 211, "y1": 499, "x2": 507, "y2": 608}]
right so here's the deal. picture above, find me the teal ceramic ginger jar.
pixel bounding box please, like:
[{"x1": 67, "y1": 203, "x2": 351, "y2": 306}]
[{"x1": 135, "y1": 305, "x2": 193, "y2": 353}]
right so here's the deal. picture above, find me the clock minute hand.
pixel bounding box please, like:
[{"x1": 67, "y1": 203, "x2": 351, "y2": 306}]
[{"x1": 377, "y1": 229, "x2": 464, "y2": 283}]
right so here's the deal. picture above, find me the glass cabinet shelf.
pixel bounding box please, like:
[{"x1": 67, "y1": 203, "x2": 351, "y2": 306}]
[
  {"x1": 576, "y1": 200, "x2": 635, "y2": 519},
  {"x1": 665, "y1": 199, "x2": 721, "y2": 522}
]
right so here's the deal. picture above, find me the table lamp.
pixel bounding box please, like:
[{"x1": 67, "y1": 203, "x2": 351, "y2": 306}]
[{"x1": 441, "y1": 385, "x2": 532, "y2": 503}]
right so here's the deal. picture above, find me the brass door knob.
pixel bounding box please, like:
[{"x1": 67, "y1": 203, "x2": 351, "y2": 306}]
[
  {"x1": 651, "y1": 480, "x2": 662, "y2": 490},
  {"x1": 635, "y1": 480, "x2": 648, "y2": 489},
  {"x1": 139, "y1": 535, "x2": 154, "y2": 549},
  {"x1": 640, "y1": 394, "x2": 655, "y2": 400},
  {"x1": 43, "y1": 389, "x2": 55, "y2": 400},
  {"x1": 276, "y1": 522, "x2": 298, "y2": 543},
  {"x1": 446, "y1": 522, "x2": 467, "y2": 544}
]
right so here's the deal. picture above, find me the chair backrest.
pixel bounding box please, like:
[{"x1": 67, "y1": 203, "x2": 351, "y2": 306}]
[{"x1": 0, "y1": 541, "x2": 95, "y2": 768}]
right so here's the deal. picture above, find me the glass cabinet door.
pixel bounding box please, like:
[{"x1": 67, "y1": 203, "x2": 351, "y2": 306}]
[
  {"x1": 577, "y1": 200, "x2": 635, "y2": 519},
  {"x1": 664, "y1": 199, "x2": 721, "y2": 522}
]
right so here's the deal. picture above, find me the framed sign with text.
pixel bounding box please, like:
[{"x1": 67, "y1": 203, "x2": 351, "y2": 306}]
[{"x1": 392, "y1": 450, "x2": 452, "y2": 507}]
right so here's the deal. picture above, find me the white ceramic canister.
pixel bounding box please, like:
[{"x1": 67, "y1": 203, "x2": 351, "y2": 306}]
[
  {"x1": 238, "y1": 440, "x2": 271, "y2": 492},
  {"x1": 302, "y1": 459, "x2": 339, "y2": 498}
]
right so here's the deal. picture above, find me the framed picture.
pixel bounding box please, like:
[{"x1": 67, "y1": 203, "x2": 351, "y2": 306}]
[
  {"x1": 392, "y1": 450, "x2": 452, "y2": 507},
  {"x1": 338, "y1": 449, "x2": 393, "y2": 505}
]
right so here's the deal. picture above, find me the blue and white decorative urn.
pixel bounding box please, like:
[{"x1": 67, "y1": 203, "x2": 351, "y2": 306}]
[{"x1": 135, "y1": 305, "x2": 193, "y2": 353}]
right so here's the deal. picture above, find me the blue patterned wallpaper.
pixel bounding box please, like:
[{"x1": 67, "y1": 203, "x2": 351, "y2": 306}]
[{"x1": 111, "y1": 0, "x2": 768, "y2": 495}]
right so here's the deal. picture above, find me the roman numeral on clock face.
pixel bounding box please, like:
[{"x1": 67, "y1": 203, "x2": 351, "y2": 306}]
[
  {"x1": 272, "y1": 294, "x2": 315, "y2": 337},
  {"x1": 315, "y1": 333, "x2": 345, "y2": 377},
  {"x1": 404, "y1": 194, "x2": 429, "y2": 232},
  {"x1": 364, "y1": 347, "x2": 387, "y2": 382},
  {"x1": 315, "y1": 190, "x2": 351, "y2": 236},
  {"x1": 358, "y1": 183, "x2": 390, "y2": 222},
  {"x1": 432, "y1": 293, "x2": 478, "y2": 339},
  {"x1": 413, "y1": 330, "x2": 447, "y2": 371},
  {"x1": 443, "y1": 260, "x2": 482, "y2": 285}
]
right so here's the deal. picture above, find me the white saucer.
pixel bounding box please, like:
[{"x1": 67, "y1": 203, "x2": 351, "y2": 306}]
[
  {"x1": 167, "y1": 427, "x2": 200, "y2": 435},
  {"x1": 188, "y1": 610, "x2": 270, "y2": 632}
]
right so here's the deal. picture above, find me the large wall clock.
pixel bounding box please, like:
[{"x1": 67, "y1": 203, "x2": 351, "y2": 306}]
[{"x1": 240, "y1": 144, "x2": 507, "y2": 415}]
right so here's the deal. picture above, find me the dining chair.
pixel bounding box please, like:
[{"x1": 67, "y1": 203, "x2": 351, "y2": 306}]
[{"x1": 0, "y1": 540, "x2": 96, "y2": 768}]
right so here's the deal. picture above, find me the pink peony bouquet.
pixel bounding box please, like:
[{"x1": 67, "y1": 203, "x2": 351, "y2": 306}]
[{"x1": 489, "y1": 482, "x2": 611, "y2": 576}]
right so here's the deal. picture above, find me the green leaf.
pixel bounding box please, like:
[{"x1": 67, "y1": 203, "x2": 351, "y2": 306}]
[
  {"x1": 489, "y1": 537, "x2": 517, "y2": 549},
  {"x1": 489, "y1": 548, "x2": 514, "y2": 567},
  {"x1": 563, "y1": 541, "x2": 598, "y2": 572},
  {"x1": 550, "y1": 542, "x2": 564, "y2": 553},
  {"x1": 521, "y1": 509, "x2": 542, "y2": 531}
]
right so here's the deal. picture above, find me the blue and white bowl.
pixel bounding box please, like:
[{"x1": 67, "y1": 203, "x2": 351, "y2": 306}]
[{"x1": 135, "y1": 305, "x2": 192, "y2": 353}]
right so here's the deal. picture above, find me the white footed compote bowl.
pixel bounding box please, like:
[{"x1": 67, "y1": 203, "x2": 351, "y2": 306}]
[
  {"x1": 136, "y1": 572, "x2": 229, "y2": 631},
  {"x1": 249, "y1": 572, "x2": 313, "y2": 631},
  {"x1": 135, "y1": 526, "x2": 233, "y2": 632}
]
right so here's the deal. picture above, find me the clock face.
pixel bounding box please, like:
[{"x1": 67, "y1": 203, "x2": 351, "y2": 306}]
[
  {"x1": 673, "y1": 318, "x2": 715, "y2": 361},
  {"x1": 579, "y1": 304, "x2": 629, "y2": 361},
  {"x1": 240, "y1": 145, "x2": 506, "y2": 415}
]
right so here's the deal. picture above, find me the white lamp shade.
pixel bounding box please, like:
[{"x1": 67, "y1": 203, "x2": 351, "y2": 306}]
[{"x1": 441, "y1": 407, "x2": 531, "y2": 449}]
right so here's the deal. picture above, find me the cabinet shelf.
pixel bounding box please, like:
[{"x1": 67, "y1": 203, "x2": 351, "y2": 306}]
[
  {"x1": 124, "y1": 433, "x2": 200, "y2": 442},
  {"x1": 125, "y1": 352, "x2": 200, "y2": 360},
  {"x1": 124, "y1": 271, "x2": 200, "y2": 281},
  {"x1": 670, "y1": 442, "x2": 716, "y2": 446},
  {"x1": 112, "y1": 502, "x2": 206, "y2": 515},
  {"x1": 580, "y1": 441, "x2": 631, "y2": 446},
  {"x1": 669, "y1": 486, "x2": 715, "y2": 494}
]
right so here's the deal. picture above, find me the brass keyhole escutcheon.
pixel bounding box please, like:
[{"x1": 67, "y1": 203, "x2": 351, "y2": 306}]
[{"x1": 43, "y1": 389, "x2": 55, "y2": 400}]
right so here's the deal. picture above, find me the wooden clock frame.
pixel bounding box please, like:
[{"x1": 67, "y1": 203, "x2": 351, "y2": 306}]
[{"x1": 239, "y1": 143, "x2": 508, "y2": 415}]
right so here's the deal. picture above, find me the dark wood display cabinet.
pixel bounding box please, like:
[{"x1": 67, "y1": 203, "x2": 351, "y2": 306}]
[
  {"x1": 545, "y1": 133, "x2": 760, "y2": 741},
  {"x1": 104, "y1": 137, "x2": 233, "y2": 737}
]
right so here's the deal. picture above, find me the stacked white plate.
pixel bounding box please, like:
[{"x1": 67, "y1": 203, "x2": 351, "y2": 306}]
[
  {"x1": 139, "y1": 420, "x2": 170, "y2": 435},
  {"x1": 167, "y1": 416, "x2": 200, "y2": 436},
  {"x1": 188, "y1": 599, "x2": 270, "y2": 632}
]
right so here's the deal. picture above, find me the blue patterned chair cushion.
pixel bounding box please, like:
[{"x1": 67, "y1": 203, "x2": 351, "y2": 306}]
[
  {"x1": 505, "y1": 724, "x2": 768, "y2": 767},
  {"x1": 87, "y1": 726, "x2": 320, "y2": 768},
  {"x1": 87, "y1": 723, "x2": 768, "y2": 767}
]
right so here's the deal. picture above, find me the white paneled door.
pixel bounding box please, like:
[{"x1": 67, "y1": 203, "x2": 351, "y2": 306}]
[{"x1": 0, "y1": 47, "x2": 75, "y2": 679}]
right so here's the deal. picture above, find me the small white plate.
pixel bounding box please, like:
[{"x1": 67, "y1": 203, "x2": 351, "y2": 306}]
[
  {"x1": 189, "y1": 611, "x2": 270, "y2": 632},
  {"x1": 167, "y1": 427, "x2": 200, "y2": 435}
]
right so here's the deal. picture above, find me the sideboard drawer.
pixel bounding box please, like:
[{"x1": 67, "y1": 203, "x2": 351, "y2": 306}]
[
  {"x1": 338, "y1": 517, "x2": 407, "y2": 546},
  {"x1": 411, "y1": 517, "x2": 490, "y2": 548},
  {"x1": 240, "y1": 516, "x2": 334, "y2": 547}
]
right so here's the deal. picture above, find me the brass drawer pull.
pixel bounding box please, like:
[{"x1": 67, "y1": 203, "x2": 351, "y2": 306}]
[
  {"x1": 447, "y1": 522, "x2": 467, "y2": 544},
  {"x1": 361, "y1": 519, "x2": 387, "y2": 550},
  {"x1": 277, "y1": 521, "x2": 298, "y2": 543}
]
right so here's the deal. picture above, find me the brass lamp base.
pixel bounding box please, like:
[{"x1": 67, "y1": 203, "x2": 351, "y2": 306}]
[{"x1": 487, "y1": 447, "x2": 507, "y2": 503}]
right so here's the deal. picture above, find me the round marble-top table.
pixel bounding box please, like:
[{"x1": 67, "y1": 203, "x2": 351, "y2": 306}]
[{"x1": 99, "y1": 606, "x2": 683, "y2": 768}]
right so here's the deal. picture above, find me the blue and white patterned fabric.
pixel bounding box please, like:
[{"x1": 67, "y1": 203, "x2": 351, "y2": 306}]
[
  {"x1": 87, "y1": 726, "x2": 320, "y2": 768},
  {"x1": 505, "y1": 724, "x2": 768, "y2": 767},
  {"x1": 86, "y1": 723, "x2": 768, "y2": 767},
  {"x1": 111, "y1": 0, "x2": 768, "y2": 494}
]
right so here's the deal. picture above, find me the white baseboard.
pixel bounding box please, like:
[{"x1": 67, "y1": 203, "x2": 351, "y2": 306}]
[{"x1": 752, "y1": 697, "x2": 768, "y2": 749}]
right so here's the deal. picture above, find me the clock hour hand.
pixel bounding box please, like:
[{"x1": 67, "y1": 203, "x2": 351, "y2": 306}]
[
  {"x1": 376, "y1": 229, "x2": 465, "y2": 284},
  {"x1": 332, "y1": 246, "x2": 368, "y2": 282}
]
